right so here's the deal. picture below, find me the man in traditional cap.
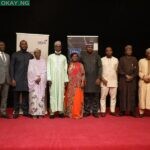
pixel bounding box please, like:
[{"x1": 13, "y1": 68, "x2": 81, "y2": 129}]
[
  {"x1": 139, "y1": 48, "x2": 150, "y2": 117},
  {"x1": 47, "y1": 41, "x2": 68, "y2": 118},
  {"x1": 118, "y1": 45, "x2": 138, "y2": 117},
  {"x1": 10, "y1": 40, "x2": 33, "y2": 118},
  {"x1": 80, "y1": 41, "x2": 102, "y2": 118}
]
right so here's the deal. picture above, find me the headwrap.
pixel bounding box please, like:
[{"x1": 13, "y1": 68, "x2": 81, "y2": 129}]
[
  {"x1": 34, "y1": 48, "x2": 41, "y2": 53},
  {"x1": 85, "y1": 41, "x2": 94, "y2": 46}
]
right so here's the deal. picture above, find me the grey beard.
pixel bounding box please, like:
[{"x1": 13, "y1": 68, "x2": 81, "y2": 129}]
[{"x1": 55, "y1": 51, "x2": 61, "y2": 55}]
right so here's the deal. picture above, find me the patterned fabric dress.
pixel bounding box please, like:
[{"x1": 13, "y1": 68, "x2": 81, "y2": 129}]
[
  {"x1": 28, "y1": 59, "x2": 47, "y2": 116},
  {"x1": 65, "y1": 62, "x2": 85, "y2": 119}
]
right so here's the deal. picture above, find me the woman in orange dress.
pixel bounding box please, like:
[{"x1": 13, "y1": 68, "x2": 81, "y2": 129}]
[{"x1": 65, "y1": 53, "x2": 85, "y2": 119}]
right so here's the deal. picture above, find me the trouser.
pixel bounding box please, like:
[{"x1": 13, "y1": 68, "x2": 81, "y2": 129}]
[
  {"x1": 13, "y1": 91, "x2": 29, "y2": 115},
  {"x1": 84, "y1": 92, "x2": 99, "y2": 114},
  {"x1": 0, "y1": 83, "x2": 9, "y2": 115},
  {"x1": 100, "y1": 87, "x2": 117, "y2": 113}
]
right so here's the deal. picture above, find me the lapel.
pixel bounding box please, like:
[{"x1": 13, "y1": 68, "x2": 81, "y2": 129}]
[
  {"x1": 0, "y1": 54, "x2": 3, "y2": 63},
  {"x1": 5, "y1": 53, "x2": 8, "y2": 62},
  {"x1": 0, "y1": 52, "x2": 7, "y2": 64}
]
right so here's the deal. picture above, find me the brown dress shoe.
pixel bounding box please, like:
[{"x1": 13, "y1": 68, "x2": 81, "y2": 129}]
[
  {"x1": 110, "y1": 112, "x2": 117, "y2": 116},
  {"x1": 101, "y1": 113, "x2": 106, "y2": 117}
]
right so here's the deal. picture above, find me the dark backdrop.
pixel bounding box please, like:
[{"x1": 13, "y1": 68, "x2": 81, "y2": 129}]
[{"x1": 0, "y1": 0, "x2": 150, "y2": 107}]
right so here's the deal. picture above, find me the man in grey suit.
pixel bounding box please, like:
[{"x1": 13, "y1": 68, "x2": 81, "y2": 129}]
[{"x1": 0, "y1": 41, "x2": 10, "y2": 118}]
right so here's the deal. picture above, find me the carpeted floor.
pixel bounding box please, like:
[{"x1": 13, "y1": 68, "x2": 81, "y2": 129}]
[{"x1": 0, "y1": 109, "x2": 150, "y2": 150}]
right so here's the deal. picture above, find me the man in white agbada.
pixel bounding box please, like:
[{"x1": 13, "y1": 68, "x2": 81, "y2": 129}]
[
  {"x1": 28, "y1": 49, "x2": 47, "y2": 119},
  {"x1": 139, "y1": 48, "x2": 150, "y2": 117},
  {"x1": 47, "y1": 41, "x2": 68, "y2": 118},
  {"x1": 100, "y1": 47, "x2": 118, "y2": 117}
]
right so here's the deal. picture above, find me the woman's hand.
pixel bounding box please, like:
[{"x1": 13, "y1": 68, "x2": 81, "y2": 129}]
[
  {"x1": 81, "y1": 81, "x2": 85, "y2": 88},
  {"x1": 35, "y1": 77, "x2": 41, "y2": 84}
]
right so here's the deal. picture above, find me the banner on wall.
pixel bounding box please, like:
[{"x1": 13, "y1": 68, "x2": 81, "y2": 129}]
[
  {"x1": 67, "y1": 35, "x2": 99, "y2": 58},
  {"x1": 16, "y1": 33, "x2": 49, "y2": 114},
  {"x1": 16, "y1": 33, "x2": 49, "y2": 59}
]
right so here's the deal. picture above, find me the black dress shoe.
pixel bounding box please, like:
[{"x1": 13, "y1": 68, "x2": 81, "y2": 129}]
[
  {"x1": 83, "y1": 113, "x2": 90, "y2": 117},
  {"x1": 139, "y1": 114, "x2": 144, "y2": 118},
  {"x1": 49, "y1": 115, "x2": 55, "y2": 119},
  {"x1": 58, "y1": 113, "x2": 65, "y2": 118},
  {"x1": 119, "y1": 111, "x2": 125, "y2": 116},
  {"x1": 0, "y1": 114, "x2": 11, "y2": 119},
  {"x1": 93, "y1": 113, "x2": 99, "y2": 118},
  {"x1": 13, "y1": 114, "x2": 19, "y2": 119},
  {"x1": 129, "y1": 112, "x2": 138, "y2": 118},
  {"x1": 23, "y1": 114, "x2": 31, "y2": 118}
]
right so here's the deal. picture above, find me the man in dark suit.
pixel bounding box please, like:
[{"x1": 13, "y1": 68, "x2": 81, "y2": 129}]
[
  {"x1": 0, "y1": 41, "x2": 11, "y2": 118},
  {"x1": 10, "y1": 40, "x2": 33, "y2": 118},
  {"x1": 80, "y1": 42, "x2": 102, "y2": 118}
]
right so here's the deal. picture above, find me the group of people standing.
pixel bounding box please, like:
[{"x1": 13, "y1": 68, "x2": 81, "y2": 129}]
[{"x1": 0, "y1": 39, "x2": 150, "y2": 119}]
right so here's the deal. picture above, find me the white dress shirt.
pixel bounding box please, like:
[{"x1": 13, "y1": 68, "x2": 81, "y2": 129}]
[
  {"x1": 0, "y1": 51, "x2": 6, "y2": 62},
  {"x1": 101, "y1": 56, "x2": 118, "y2": 87}
]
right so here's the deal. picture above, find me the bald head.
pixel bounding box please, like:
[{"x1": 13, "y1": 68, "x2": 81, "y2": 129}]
[
  {"x1": 20, "y1": 40, "x2": 28, "y2": 51},
  {"x1": 0, "y1": 41, "x2": 5, "y2": 52},
  {"x1": 105, "y1": 46, "x2": 113, "y2": 58}
]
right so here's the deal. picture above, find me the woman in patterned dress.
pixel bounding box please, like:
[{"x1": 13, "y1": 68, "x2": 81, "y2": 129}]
[
  {"x1": 65, "y1": 53, "x2": 85, "y2": 119},
  {"x1": 28, "y1": 49, "x2": 47, "y2": 119}
]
